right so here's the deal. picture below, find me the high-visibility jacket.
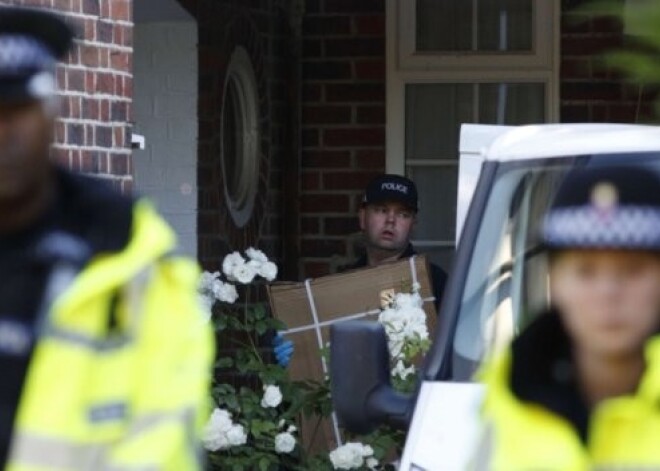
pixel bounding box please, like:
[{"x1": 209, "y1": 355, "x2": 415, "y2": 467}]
[
  {"x1": 473, "y1": 313, "x2": 660, "y2": 471},
  {"x1": 6, "y1": 200, "x2": 214, "y2": 471}
]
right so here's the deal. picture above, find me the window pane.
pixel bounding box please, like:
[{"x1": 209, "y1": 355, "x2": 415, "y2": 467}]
[
  {"x1": 416, "y1": 0, "x2": 533, "y2": 52},
  {"x1": 406, "y1": 84, "x2": 473, "y2": 160},
  {"x1": 479, "y1": 83, "x2": 545, "y2": 124},
  {"x1": 416, "y1": 0, "x2": 472, "y2": 52},
  {"x1": 408, "y1": 165, "x2": 458, "y2": 242}
]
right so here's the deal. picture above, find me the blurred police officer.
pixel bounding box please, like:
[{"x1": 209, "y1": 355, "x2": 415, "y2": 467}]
[
  {"x1": 274, "y1": 174, "x2": 448, "y2": 367},
  {"x1": 0, "y1": 7, "x2": 212, "y2": 469},
  {"x1": 474, "y1": 165, "x2": 660, "y2": 469}
]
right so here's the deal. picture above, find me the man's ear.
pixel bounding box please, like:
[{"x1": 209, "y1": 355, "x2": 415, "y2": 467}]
[{"x1": 358, "y1": 207, "x2": 366, "y2": 231}]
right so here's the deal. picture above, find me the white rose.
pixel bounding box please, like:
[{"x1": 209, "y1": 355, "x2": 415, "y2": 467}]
[
  {"x1": 366, "y1": 457, "x2": 378, "y2": 469},
  {"x1": 233, "y1": 263, "x2": 257, "y2": 285},
  {"x1": 246, "y1": 247, "x2": 269, "y2": 263},
  {"x1": 412, "y1": 282, "x2": 421, "y2": 293},
  {"x1": 203, "y1": 408, "x2": 234, "y2": 451},
  {"x1": 258, "y1": 261, "x2": 278, "y2": 282},
  {"x1": 395, "y1": 292, "x2": 422, "y2": 310},
  {"x1": 329, "y1": 442, "x2": 368, "y2": 469},
  {"x1": 226, "y1": 424, "x2": 247, "y2": 447},
  {"x1": 361, "y1": 444, "x2": 374, "y2": 457},
  {"x1": 287, "y1": 425, "x2": 297, "y2": 433},
  {"x1": 215, "y1": 282, "x2": 238, "y2": 304},
  {"x1": 260, "y1": 385, "x2": 283, "y2": 408},
  {"x1": 222, "y1": 251, "x2": 245, "y2": 278},
  {"x1": 392, "y1": 359, "x2": 416, "y2": 380},
  {"x1": 274, "y1": 432, "x2": 296, "y2": 454}
]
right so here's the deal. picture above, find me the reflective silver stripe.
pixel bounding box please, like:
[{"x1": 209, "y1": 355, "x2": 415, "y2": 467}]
[{"x1": 9, "y1": 433, "x2": 106, "y2": 469}]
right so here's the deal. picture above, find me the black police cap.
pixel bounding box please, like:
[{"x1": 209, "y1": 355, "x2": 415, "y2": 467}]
[
  {"x1": 362, "y1": 174, "x2": 419, "y2": 212},
  {"x1": 542, "y1": 165, "x2": 660, "y2": 251},
  {"x1": 0, "y1": 7, "x2": 73, "y2": 101}
]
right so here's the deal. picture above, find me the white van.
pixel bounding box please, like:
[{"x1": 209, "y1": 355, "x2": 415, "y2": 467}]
[{"x1": 329, "y1": 123, "x2": 660, "y2": 471}]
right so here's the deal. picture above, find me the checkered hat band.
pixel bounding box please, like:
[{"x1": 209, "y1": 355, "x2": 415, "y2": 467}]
[
  {"x1": 0, "y1": 35, "x2": 54, "y2": 74},
  {"x1": 542, "y1": 206, "x2": 660, "y2": 249}
]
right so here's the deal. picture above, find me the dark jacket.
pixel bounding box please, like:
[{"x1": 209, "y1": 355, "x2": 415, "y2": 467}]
[{"x1": 350, "y1": 244, "x2": 447, "y2": 311}]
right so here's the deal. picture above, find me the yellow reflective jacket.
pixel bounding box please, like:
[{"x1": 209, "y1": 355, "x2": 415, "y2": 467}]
[
  {"x1": 6, "y1": 199, "x2": 214, "y2": 471},
  {"x1": 474, "y1": 313, "x2": 660, "y2": 471}
]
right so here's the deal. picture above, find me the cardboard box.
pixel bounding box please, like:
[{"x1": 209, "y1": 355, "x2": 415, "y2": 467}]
[{"x1": 267, "y1": 255, "x2": 437, "y2": 452}]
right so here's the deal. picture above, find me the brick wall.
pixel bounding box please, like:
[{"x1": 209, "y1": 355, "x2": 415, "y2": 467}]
[
  {"x1": 299, "y1": 0, "x2": 386, "y2": 278},
  {"x1": 177, "y1": 0, "x2": 292, "y2": 272},
  {"x1": 0, "y1": 0, "x2": 134, "y2": 191},
  {"x1": 560, "y1": 0, "x2": 656, "y2": 123}
]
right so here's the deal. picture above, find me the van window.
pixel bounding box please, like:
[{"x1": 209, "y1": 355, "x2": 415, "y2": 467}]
[{"x1": 451, "y1": 154, "x2": 660, "y2": 380}]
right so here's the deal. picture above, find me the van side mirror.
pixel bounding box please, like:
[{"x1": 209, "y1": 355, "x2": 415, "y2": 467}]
[{"x1": 330, "y1": 321, "x2": 415, "y2": 434}]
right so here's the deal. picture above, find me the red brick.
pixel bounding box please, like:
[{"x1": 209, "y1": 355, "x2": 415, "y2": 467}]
[
  {"x1": 325, "y1": 0, "x2": 384, "y2": 13},
  {"x1": 303, "y1": 39, "x2": 322, "y2": 57},
  {"x1": 325, "y1": 38, "x2": 384, "y2": 57},
  {"x1": 326, "y1": 83, "x2": 384, "y2": 102},
  {"x1": 324, "y1": 217, "x2": 359, "y2": 236},
  {"x1": 110, "y1": 0, "x2": 130, "y2": 22},
  {"x1": 303, "y1": 16, "x2": 351, "y2": 36},
  {"x1": 561, "y1": 36, "x2": 621, "y2": 56},
  {"x1": 110, "y1": 51, "x2": 131, "y2": 73},
  {"x1": 303, "y1": 262, "x2": 331, "y2": 278},
  {"x1": 302, "y1": 150, "x2": 351, "y2": 168},
  {"x1": 301, "y1": 194, "x2": 350, "y2": 213},
  {"x1": 303, "y1": 105, "x2": 352, "y2": 124},
  {"x1": 301, "y1": 239, "x2": 346, "y2": 258},
  {"x1": 82, "y1": 0, "x2": 100, "y2": 15},
  {"x1": 301, "y1": 217, "x2": 321, "y2": 234},
  {"x1": 323, "y1": 171, "x2": 377, "y2": 190},
  {"x1": 355, "y1": 60, "x2": 385, "y2": 80},
  {"x1": 561, "y1": 13, "x2": 591, "y2": 34},
  {"x1": 323, "y1": 128, "x2": 385, "y2": 147},
  {"x1": 67, "y1": 68, "x2": 85, "y2": 91},
  {"x1": 110, "y1": 154, "x2": 129, "y2": 175},
  {"x1": 355, "y1": 149, "x2": 385, "y2": 169},
  {"x1": 354, "y1": 15, "x2": 385, "y2": 35},
  {"x1": 81, "y1": 45, "x2": 100, "y2": 68},
  {"x1": 302, "y1": 172, "x2": 321, "y2": 190},
  {"x1": 97, "y1": 72, "x2": 114, "y2": 94},
  {"x1": 608, "y1": 104, "x2": 638, "y2": 122},
  {"x1": 303, "y1": 61, "x2": 352, "y2": 80},
  {"x1": 560, "y1": 105, "x2": 590, "y2": 123},
  {"x1": 561, "y1": 58, "x2": 590, "y2": 79},
  {"x1": 561, "y1": 82, "x2": 621, "y2": 101},
  {"x1": 303, "y1": 83, "x2": 322, "y2": 101},
  {"x1": 592, "y1": 16, "x2": 623, "y2": 34},
  {"x1": 356, "y1": 105, "x2": 385, "y2": 124},
  {"x1": 302, "y1": 129, "x2": 320, "y2": 147}
]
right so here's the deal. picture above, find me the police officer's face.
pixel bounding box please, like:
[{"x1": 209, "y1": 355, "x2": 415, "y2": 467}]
[
  {"x1": 0, "y1": 100, "x2": 53, "y2": 200},
  {"x1": 551, "y1": 250, "x2": 660, "y2": 358},
  {"x1": 359, "y1": 202, "x2": 416, "y2": 253}
]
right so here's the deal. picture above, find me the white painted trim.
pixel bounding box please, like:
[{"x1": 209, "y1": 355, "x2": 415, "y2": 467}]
[
  {"x1": 397, "y1": 0, "x2": 555, "y2": 71},
  {"x1": 385, "y1": 0, "x2": 559, "y2": 174}
]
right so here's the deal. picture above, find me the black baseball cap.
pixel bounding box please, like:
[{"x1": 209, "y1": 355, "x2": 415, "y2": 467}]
[
  {"x1": 0, "y1": 7, "x2": 73, "y2": 102},
  {"x1": 362, "y1": 174, "x2": 419, "y2": 212},
  {"x1": 542, "y1": 165, "x2": 660, "y2": 251}
]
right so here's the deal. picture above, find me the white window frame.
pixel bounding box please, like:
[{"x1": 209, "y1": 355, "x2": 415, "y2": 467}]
[
  {"x1": 397, "y1": 0, "x2": 556, "y2": 71},
  {"x1": 386, "y1": 0, "x2": 560, "y2": 175}
]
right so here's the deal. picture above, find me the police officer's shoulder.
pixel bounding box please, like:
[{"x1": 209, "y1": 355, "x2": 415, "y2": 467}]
[{"x1": 56, "y1": 167, "x2": 134, "y2": 254}]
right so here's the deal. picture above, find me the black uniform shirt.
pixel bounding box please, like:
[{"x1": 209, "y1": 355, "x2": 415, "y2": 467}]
[{"x1": 0, "y1": 199, "x2": 58, "y2": 464}]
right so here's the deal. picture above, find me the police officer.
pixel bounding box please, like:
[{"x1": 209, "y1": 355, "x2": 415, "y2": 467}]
[
  {"x1": 350, "y1": 174, "x2": 447, "y2": 305},
  {"x1": 274, "y1": 174, "x2": 448, "y2": 367},
  {"x1": 0, "y1": 8, "x2": 213, "y2": 469},
  {"x1": 474, "y1": 164, "x2": 660, "y2": 469}
]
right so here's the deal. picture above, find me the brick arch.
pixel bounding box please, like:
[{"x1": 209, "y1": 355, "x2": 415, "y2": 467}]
[{"x1": 196, "y1": 4, "x2": 272, "y2": 269}]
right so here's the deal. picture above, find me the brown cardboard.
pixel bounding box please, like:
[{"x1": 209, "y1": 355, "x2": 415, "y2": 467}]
[{"x1": 267, "y1": 255, "x2": 437, "y2": 453}]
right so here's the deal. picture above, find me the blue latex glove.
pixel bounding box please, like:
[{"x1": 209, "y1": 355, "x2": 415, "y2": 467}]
[{"x1": 273, "y1": 333, "x2": 294, "y2": 368}]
